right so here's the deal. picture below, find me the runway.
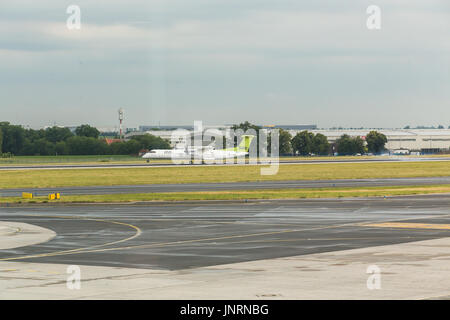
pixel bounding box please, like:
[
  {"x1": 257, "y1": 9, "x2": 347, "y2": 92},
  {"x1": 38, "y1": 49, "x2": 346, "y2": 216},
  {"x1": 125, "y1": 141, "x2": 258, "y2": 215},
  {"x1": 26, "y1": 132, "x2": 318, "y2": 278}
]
[
  {"x1": 0, "y1": 195, "x2": 449, "y2": 270},
  {"x1": 1, "y1": 156, "x2": 449, "y2": 171},
  {"x1": 2, "y1": 176, "x2": 450, "y2": 197}
]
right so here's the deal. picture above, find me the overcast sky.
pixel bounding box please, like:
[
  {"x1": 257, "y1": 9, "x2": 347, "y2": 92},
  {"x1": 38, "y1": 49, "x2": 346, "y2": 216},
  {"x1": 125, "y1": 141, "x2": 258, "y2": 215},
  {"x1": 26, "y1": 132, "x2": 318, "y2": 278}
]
[{"x1": 1, "y1": 0, "x2": 449, "y2": 129}]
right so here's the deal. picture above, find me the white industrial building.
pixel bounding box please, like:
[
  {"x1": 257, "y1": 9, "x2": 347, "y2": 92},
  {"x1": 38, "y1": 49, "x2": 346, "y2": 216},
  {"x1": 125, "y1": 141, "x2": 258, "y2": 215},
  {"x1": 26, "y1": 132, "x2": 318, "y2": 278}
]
[
  {"x1": 301, "y1": 129, "x2": 450, "y2": 154},
  {"x1": 126, "y1": 125, "x2": 230, "y2": 149}
]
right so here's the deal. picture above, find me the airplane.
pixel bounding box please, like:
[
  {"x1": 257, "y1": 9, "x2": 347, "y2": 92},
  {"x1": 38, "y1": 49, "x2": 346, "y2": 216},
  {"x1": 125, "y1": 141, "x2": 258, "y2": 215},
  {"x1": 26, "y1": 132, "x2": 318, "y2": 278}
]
[{"x1": 142, "y1": 135, "x2": 255, "y2": 164}]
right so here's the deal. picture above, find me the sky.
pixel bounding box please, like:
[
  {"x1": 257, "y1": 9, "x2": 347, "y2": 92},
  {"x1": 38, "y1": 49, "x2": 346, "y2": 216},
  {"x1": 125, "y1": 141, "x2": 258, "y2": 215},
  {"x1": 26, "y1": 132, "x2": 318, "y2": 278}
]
[{"x1": 0, "y1": 0, "x2": 449, "y2": 129}]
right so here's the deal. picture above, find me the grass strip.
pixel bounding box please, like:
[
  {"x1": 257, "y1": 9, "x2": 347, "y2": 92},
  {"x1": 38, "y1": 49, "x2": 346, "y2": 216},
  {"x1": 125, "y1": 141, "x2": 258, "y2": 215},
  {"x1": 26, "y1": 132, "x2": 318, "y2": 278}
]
[
  {"x1": 2, "y1": 154, "x2": 449, "y2": 165},
  {"x1": 1, "y1": 161, "x2": 450, "y2": 189},
  {"x1": 3, "y1": 185, "x2": 450, "y2": 204}
]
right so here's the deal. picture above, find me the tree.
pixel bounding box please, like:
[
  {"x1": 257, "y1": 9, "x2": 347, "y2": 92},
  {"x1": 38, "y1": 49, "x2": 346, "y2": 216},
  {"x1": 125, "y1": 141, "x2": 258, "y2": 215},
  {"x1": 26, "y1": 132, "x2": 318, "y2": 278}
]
[
  {"x1": 45, "y1": 126, "x2": 74, "y2": 143},
  {"x1": 33, "y1": 138, "x2": 56, "y2": 155},
  {"x1": 365, "y1": 131, "x2": 387, "y2": 154},
  {"x1": 131, "y1": 134, "x2": 171, "y2": 150},
  {"x1": 109, "y1": 140, "x2": 142, "y2": 155},
  {"x1": 55, "y1": 141, "x2": 69, "y2": 155},
  {"x1": 336, "y1": 134, "x2": 365, "y2": 155},
  {"x1": 311, "y1": 133, "x2": 330, "y2": 155},
  {"x1": 354, "y1": 136, "x2": 366, "y2": 154},
  {"x1": 0, "y1": 122, "x2": 25, "y2": 155},
  {"x1": 291, "y1": 131, "x2": 313, "y2": 156},
  {"x1": 291, "y1": 131, "x2": 331, "y2": 156},
  {"x1": 66, "y1": 136, "x2": 108, "y2": 155},
  {"x1": 231, "y1": 121, "x2": 261, "y2": 133},
  {"x1": 75, "y1": 124, "x2": 100, "y2": 139},
  {"x1": 278, "y1": 129, "x2": 293, "y2": 155},
  {"x1": 24, "y1": 128, "x2": 45, "y2": 142}
]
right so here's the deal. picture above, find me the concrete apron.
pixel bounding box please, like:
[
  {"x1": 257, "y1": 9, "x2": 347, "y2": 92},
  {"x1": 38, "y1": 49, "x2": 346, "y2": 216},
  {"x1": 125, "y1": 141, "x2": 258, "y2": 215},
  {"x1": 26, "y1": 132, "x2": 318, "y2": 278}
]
[{"x1": 0, "y1": 221, "x2": 56, "y2": 250}]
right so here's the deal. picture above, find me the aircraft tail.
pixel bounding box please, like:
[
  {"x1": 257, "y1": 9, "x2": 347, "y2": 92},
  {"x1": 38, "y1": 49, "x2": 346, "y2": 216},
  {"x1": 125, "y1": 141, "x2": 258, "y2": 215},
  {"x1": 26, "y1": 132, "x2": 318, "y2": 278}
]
[{"x1": 237, "y1": 135, "x2": 255, "y2": 152}]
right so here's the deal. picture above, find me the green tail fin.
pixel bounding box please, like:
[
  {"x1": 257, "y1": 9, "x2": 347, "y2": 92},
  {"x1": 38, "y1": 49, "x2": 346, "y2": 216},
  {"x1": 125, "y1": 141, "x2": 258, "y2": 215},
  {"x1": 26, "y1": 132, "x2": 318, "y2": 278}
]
[{"x1": 237, "y1": 135, "x2": 255, "y2": 152}]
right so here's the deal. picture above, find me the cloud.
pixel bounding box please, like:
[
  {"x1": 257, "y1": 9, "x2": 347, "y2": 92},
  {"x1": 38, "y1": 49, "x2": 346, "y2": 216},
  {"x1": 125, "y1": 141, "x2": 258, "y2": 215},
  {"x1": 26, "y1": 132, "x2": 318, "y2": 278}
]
[{"x1": 0, "y1": 0, "x2": 449, "y2": 128}]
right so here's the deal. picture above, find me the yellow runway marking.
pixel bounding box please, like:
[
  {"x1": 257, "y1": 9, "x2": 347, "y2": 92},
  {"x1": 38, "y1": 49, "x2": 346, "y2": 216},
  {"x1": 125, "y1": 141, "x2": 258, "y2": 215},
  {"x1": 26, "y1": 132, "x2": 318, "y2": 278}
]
[
  {"x1": 0, "y1": 215, "x2": 142, "y2": 262},
  {"x1": 23, "y1": 218, "x2": 432, "y2": 256},
  {"x1": 362, "y1": 222, "x2": 450, "y2": 230},
  {"x1": 1, "y1": 221, "x2": 367, "y2": 259},
  {"x1": 207, "y1": 235, "x2": 432, "y2": 245}
]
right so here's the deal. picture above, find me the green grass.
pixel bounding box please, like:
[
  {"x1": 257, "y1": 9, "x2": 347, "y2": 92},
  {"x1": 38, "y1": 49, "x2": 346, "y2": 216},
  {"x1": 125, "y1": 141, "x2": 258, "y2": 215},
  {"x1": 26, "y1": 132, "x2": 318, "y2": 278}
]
[
  {"x1": 3, "y1": 185, "x2": 450, "y2": 204},
  {"x1": 0, "y1": 155, "x2": 139, "y2": 165},
  {"x1": 2, "y1": 154, "x2": 450, "y2": 166},
  {"x1": 1, "y1": 161, "x2": 450, "y2": 189}
]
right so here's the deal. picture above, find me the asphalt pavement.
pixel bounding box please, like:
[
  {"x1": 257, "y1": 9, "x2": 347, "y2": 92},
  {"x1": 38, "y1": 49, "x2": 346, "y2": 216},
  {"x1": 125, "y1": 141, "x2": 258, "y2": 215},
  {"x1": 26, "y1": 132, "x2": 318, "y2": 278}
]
[
  {"x1": 0, "y1": 195, "x2": 449, "y2": 270},
  {"x1": 2, "y1": 176, "x2": 450, "y2": 197},
  {"x1": 1, "y1": 156, "x2": 449, "y2": 171}
]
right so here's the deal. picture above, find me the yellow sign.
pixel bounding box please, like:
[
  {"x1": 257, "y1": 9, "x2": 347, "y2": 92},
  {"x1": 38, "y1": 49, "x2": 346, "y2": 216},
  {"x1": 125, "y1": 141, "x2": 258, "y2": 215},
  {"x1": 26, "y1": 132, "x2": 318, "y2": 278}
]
[
  {"x1": 22, "y1": 192, "x2": 33, "y2": 199},
  {"x1": 47, "y1": 193, "x2": 61, "y2": 200}
]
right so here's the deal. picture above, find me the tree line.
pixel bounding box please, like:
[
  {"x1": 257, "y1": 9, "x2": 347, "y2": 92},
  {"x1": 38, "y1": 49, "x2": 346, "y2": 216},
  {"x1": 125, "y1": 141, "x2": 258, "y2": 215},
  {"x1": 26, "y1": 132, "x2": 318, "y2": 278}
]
[
  {"x1": 0, "y1": 122, "x2": 170, "y2": 156},
  {"x1": 232, "y1": 121, "x2": 388, "y2": 156},
  {"x1": 0, "y1": 121, "x2": 388, "y2": 157},
  {"x1": 283, "y1": 130, "x2": 387, "y2": 156}
]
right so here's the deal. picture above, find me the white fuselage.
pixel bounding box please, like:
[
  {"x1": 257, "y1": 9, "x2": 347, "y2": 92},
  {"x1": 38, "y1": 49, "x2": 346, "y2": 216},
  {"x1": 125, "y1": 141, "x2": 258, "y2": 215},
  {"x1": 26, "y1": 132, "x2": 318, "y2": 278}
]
[{"x1": 142, "y1": 148, "x2": 247, "y2": 161}]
